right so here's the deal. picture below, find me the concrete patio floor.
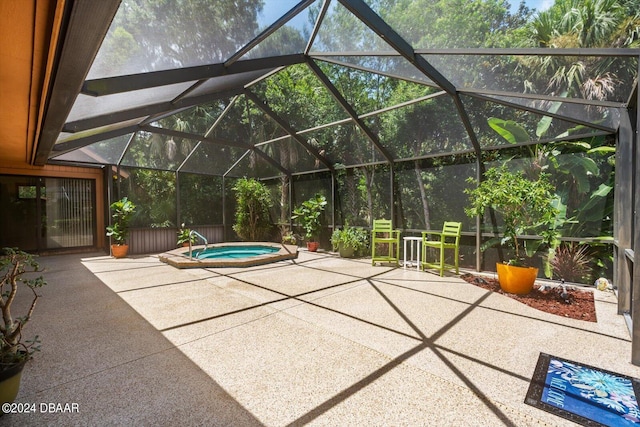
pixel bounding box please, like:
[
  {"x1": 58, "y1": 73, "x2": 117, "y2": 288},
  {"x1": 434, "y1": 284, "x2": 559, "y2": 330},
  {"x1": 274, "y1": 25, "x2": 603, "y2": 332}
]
[{"x1": 4, "y1": 249, "x2": 637, "y2": 426}]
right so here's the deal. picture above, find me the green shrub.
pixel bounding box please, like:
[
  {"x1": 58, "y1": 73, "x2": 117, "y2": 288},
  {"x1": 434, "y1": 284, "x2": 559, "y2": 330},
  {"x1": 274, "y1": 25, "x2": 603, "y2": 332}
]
[{"x1": 232, "y1": 178, "x2": 273, "y2": 241}]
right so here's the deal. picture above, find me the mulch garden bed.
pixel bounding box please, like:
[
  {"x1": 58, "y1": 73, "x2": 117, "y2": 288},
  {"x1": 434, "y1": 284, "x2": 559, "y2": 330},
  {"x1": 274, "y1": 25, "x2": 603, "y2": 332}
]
[{"x1": 460, "y1": 273, "x2": 597, "y2": 322}]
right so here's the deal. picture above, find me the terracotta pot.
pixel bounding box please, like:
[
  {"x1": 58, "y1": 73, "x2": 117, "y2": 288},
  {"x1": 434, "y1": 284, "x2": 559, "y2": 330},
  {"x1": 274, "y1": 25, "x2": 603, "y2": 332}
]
[
  {"x1": 306, "y1": 241, "x2": 319, "y2": 252},
  {"x1": 496, "y1": 263, "x2": 538, "y2": 295},
  {"x1": 111, "y1": 244, "x2": 129, "y2": 258}
]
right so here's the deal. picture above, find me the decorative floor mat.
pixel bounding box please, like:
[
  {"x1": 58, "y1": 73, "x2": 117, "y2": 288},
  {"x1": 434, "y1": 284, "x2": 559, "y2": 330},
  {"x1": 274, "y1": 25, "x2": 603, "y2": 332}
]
[{"x1": 526, "y1": 353, "x2": 640, "y2": 426}]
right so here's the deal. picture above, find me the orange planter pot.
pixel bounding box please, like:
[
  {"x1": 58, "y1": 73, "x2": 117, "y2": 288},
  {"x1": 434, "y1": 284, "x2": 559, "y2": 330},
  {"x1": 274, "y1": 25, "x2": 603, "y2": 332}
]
[
  {"x1": 496, "y1": 263, "x2": 538, "y2": 295},
  {"x1": 306, "y1": 241, "x2": 319, "y2": 252},
  {"x1": 111, "y1": 244, "x2": 129, "y2": 258}
]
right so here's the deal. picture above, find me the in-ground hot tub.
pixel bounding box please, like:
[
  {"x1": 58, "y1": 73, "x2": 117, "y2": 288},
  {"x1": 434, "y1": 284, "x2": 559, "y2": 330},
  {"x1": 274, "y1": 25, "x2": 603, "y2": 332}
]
[{"x1": 159, "y1": 242, "x2": 298, "y2": 269}]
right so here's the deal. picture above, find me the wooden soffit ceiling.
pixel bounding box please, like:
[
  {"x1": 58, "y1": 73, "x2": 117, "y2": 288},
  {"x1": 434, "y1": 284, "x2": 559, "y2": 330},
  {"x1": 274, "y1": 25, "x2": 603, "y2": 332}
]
[{"x1": 0, "y1": 0, "x2": 65, "y2": 167}]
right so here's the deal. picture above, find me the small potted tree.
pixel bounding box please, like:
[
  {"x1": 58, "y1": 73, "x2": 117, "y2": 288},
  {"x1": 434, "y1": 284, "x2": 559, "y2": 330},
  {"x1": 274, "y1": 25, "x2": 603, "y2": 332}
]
[
  {"x1": 292, "y1": 194, "x2": 327, "y2": 252},
  {"x1": 106, "y1": 197, "x2": 136, "y2": 258},
  {"x1": 0, "y1": 248, "x2": 46, "y2": 404},
  {"x1": 331, "y1": 225, "x2": 369, "y2": 258},
  {"x1": 465, "y1": 166, "x2": 558, "y2": 294}
]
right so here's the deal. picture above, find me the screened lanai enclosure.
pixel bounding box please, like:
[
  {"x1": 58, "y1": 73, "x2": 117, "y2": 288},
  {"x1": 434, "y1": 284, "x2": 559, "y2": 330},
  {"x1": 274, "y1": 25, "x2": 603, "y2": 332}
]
[{"x1": 33, "y1": 1, "x2": 640, "y2": 359}]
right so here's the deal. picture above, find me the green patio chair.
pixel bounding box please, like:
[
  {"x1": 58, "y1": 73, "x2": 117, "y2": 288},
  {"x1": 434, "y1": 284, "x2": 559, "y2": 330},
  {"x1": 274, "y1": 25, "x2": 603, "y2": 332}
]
[
  {"x1": 371, "y1": 219, "x2": 400, "y2": 266},
  {"x1": 421, "y1": 222, "x2": 462, "y2": 276}
]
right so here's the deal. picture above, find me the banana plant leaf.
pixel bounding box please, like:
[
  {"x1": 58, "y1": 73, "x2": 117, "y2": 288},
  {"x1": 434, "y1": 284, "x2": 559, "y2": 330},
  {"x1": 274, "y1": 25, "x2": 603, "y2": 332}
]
[
  {"x1": 556, "y1": 156, "x2": 599, "y2": 194},
  {"x1": 536, "y1": 97, "x2": 564, "y2": 138},
  {"x1": 487, "y1": 118, "x2": 530, "y2": 144},
  {"x1": 575, "y1": 183, "x2": 613, "y2": 222}
]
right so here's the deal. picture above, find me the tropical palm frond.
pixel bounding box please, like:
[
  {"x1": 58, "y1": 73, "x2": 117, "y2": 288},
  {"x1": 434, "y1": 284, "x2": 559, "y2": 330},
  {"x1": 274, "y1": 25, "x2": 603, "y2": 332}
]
[
  {"x1": 166, "y1": 138, "x2": 177, "y2": 160},
  {"x1": 581, "y1": 73, "x2": 616, "y2": 101}
]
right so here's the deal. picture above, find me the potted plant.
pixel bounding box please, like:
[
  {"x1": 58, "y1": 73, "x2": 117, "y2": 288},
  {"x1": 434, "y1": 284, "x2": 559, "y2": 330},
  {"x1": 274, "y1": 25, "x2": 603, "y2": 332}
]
[
  {"x1": 465, "y1": 166, "x2": 558, "y2": 294},
  {"x1": 279, "y1": 225, "x2": 297, "y2": 245},
  {"x1": 177, "y1": 224, "x2": 197, "y2": 247},
  {"x1": 106, "y1": 197, "x2": 136, "y2": 258},
  {"x1": 292, "y1": 194, "x2": 327, "y2": 252},
  {"x1": 331, "y1": 225, "x2": 369, "y2": 258},
  {"x1": 0, "y1": 248, "x2": 46, "y2": 405}
]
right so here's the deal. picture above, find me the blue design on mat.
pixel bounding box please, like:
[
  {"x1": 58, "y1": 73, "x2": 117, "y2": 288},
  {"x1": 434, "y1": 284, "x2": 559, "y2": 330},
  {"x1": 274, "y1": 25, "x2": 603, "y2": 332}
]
[{"x1": 543, "y1": 357, "x2": 640, "y2": 426}]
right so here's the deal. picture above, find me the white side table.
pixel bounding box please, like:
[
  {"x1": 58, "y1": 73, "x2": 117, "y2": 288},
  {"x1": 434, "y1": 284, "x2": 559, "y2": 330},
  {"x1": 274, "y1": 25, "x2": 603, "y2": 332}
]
[{"x1": 403, "y1": 236, "x2": 422, "y2": 271}]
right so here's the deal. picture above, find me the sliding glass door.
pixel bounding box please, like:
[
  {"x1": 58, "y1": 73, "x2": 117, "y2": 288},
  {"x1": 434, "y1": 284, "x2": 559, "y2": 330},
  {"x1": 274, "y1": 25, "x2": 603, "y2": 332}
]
[
  {"x1": 44, "y1": 178, "x2": 95, "y2": 249},
  {"x1": 0, "y1": 175, "x2": 95, "y2": 251}
]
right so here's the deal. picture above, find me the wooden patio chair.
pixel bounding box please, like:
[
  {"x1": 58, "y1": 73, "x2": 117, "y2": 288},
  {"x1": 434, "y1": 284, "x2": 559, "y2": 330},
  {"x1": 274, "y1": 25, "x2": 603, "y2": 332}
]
[
  {"x1": 421, "y1": 221, "x2": 462, "y2": 276},
  {"x1": 371, "y1": 219, "x2": 400, "y2": 266}
]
